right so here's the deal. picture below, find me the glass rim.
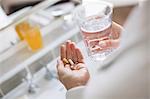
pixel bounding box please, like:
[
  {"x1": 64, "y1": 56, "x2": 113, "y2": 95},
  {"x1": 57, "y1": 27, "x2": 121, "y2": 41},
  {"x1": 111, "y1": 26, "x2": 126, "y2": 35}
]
[{"x1": 73, "y1": 1, "x2": 113, "y2": 20}]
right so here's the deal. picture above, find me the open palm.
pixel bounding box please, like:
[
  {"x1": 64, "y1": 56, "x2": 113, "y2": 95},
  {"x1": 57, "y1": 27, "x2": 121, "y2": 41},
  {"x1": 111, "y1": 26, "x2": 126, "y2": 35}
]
[{"x1": 57, "y1": 41, "x2": 90, "y2": 90}]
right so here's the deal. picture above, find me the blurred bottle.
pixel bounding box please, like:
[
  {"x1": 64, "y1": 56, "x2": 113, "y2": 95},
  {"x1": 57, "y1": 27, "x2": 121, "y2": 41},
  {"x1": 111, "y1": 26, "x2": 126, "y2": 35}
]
[
  {"x1": 15, "y1": 21, "x2": 31, "y2": 40},
  {"x1": 15, "y1": 21, "x2": 43, "y2": 51},
  {"x1": 23, "y1": 25, "x2": 43, "y2": 51}
]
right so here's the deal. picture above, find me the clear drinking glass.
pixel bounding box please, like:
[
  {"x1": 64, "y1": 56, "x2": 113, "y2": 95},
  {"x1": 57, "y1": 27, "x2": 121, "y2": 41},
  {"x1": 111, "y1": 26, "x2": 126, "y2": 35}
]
[{"x1": 73, "y1": 1, "x2": 114, "y2": 61}]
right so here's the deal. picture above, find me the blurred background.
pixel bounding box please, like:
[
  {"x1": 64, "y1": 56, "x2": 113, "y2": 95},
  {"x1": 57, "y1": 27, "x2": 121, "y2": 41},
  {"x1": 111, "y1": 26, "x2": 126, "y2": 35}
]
[{"x1": 0, "y1": 0, "x2": 139, "y2": 99}]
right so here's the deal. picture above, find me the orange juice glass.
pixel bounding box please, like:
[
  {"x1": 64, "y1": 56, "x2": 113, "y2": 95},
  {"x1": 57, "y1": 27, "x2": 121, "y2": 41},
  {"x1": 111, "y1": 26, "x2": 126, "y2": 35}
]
[
  {"x1": 22, "y1": 26, "x2": 43, "y2": 52},
  {"x1": 15, "y1": 21, "x2": 31, "y2": 40}
]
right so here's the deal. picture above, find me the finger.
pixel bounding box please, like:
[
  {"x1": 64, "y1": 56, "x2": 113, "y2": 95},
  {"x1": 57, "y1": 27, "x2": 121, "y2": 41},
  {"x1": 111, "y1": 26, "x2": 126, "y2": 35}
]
[
  {"x1": 76, "y1": 65, "x2": 83, "y2": 70},
  {"x1": 75, "y1": 64, "x2": 87, "y2": 70},
  {"x1": 113, "y1": 22, "x2": 123, "y2": 31},
  {"x1": 60, "y1": 45, "x2": 66, "y2": 60},
  {"x1": 90, "y1": 46, "x2": 103, "y2": 53},
  {"x1": 99, "y1": 39, "x2": 119, "y2": 49},
  {"x1": 66, "y1": 40, "x2": 72, "y2": 60},
  {"x1": 70, "y1": 42, "x2": 78, "y2": 62},
  {"x1": 76, "y1": 48, "x2": 84, "y2": 63},
  {"x1": 57, "y1": 60, "x2": 65, "y2": 75},
  {"x1": 73, "y1": 65, "x2": 78, "y2": 70},
  {"x1": 88, "y1": 37, "x2": 109, "y2": 51},
  {"x1": 112, "y1": 22, "x2": 123, "y2": 39},
  {"x1": 57, "y1": 59, "x2": 64, "y2": 70}
]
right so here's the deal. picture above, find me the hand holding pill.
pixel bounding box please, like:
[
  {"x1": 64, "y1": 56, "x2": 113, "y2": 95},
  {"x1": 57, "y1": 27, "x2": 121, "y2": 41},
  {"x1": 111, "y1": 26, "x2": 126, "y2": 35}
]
[{"x1": 57, "y1": 40, "x2": 90, "y2": 90}]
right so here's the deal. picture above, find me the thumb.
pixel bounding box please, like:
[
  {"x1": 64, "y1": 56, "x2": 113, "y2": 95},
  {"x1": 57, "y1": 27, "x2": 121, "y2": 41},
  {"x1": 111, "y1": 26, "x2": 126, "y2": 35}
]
[{"x1": 57, "y1": 59, "x2": 64, "y2": 70}]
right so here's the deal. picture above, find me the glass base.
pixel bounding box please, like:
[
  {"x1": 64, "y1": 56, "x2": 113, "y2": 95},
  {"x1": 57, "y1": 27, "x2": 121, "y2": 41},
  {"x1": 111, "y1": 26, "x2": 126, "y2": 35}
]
[{"x1": 90, "y1": 49, "x2": 114, "y2": 61}]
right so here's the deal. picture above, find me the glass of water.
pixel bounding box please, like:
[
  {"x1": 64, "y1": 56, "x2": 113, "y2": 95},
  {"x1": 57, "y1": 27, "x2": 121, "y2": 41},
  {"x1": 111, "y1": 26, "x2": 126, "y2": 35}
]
[{"x1": 73, "y1": 1, "x2": 115, "y2": 61}]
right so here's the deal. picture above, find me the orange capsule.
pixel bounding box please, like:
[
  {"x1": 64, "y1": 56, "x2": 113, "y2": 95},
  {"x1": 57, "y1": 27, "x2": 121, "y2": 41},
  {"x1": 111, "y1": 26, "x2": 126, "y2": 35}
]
[{"x1": 63, "y1": 58, "x2": 69, "y2": 64}]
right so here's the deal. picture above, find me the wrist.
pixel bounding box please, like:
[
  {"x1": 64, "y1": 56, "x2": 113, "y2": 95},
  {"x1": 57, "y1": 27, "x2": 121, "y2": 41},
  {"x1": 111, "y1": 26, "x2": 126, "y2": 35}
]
[{"x1": 66, "y1": 82, "x2": 86, "y2": 90}]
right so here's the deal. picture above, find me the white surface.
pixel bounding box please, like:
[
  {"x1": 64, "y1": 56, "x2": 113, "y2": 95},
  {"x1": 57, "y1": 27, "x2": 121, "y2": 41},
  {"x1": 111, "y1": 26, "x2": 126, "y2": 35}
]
[
  {"x1": 82, "y1": 0, "x2": 139, "y2": 7},
  {"x1": 0, "y1": 27, "x2": 18, "y2": 54},
  {"x1": 0, "y1": 6, "x2": 12, "y2": 29},
  {"x1": 46, "y1": 2, "x2": 75, "y2": 17},
  {"x1": 29, "y1": 14, "x2": 50, "y2": 26},
  {"x1": 8, "y1": 7, "x2": 31, "y2": 21},
  {"x1": 16, "y1": 95, "x2": 29, "y2": 99},
  {"x1": 36, "y1": 89, "x2": 65, "y2": 99}
]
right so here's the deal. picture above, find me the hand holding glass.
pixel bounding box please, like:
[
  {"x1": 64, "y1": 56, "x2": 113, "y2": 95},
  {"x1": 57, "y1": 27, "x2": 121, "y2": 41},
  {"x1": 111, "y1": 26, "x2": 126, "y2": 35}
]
[{"x1": 73, "y1": 1, "x2": 120, "y2": 61}]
